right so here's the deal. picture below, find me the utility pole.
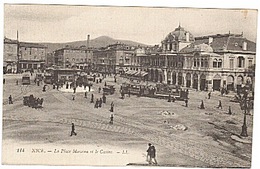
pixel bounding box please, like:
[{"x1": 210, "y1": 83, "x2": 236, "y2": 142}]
[{"x1": 16, "y1": 30, "x2": 20, "y2": 74}]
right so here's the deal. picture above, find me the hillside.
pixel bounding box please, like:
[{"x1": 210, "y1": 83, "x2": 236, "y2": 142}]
[{"x1": 42, "y1": 36, "x2": 148, "y2": 53}]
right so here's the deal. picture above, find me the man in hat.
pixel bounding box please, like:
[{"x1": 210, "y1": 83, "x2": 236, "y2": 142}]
[
  {"x1": 146, "y1": 143, "x2": 158, "y2": 165},
  {"x1": 70, "y1": 123, "x2": 77, "y2": 136}
]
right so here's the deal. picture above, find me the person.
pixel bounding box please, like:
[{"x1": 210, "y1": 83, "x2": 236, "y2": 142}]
[
  {"x1": 73, "y1": 87, "x2": 76, "y2": 94},
  {"x1": 186, "y1": 89, "x2": 189, "y2": 98},
  {"x1": 72, "y1": 93, "x2": 75, "y2": 100},
  {"x1": 98, "y1": 87, "x2": 101, "y2": 93},
  {"x1": 53, "y1": 84, "x2": 56, "y2": 89},
  {"x1": 168, "y1": 94, "x2": 171, "y2": 102},
  {"x1": 110, "y1": 102, "x2": 114, "y2": 112},
  {"x1": 16, "y1": 80, "x2": 18, "y2": 85},
  {"x1": 228, "y1": 106, "x2": 232, "y2": 115},
  {"x1": 8, "y1": 95, "x2": 13, "y2": 104},
  {"x1": 128, "y1": 90, "x2": 131, "y2": 97},
  {"x1": 104, "y1": 82, "x2": 107, "y2": 86},
  {"x1": 42, "y1": 85, "x2": 46, "y2": 92},
  {"x1": 3, "y1": 78, "x2": 5, "y2": 84},
  {"x1": 102, "y1": 94, "x2": 106, "y2": 103},
  {"x1": 185, "y1": 99, "x2": 188, "y2": 107},
  {"x1": 114, "y1": 78, "x2": 117, "y2": 83},
  {"x1": 66, "y1": 82, "x2": 69, "y2": 89},
  {"x1": 99, "y1": 98, "x2": 102, "y2": 107},
  {"x1": 146, "y1": 143, "x2": 157, "y2": 165},
  {"x1": 200, "y1": 100, "x2": 205, "y2": 109},
  {"x1": 89, "y1": 85, "x2": 91, "y2": 92},
  {"x1": 109, "y1": 114, "x2": 114, "y2": 124},
  {"x1": 85, "y1": 91, "x2": 87, "y2": 98},
  {"x1": 217, "y1": 100, "x2": 222, "y2": 109},
  {"x1": 208, "y1": 92, "x2": 211, "y2": 99},
  {"x1": 91, "y1": 94, "x2": 94, "y2": 103},
  {"x1": 95, "y1": 99, "x2": 99, "y2": 108},
  {"x1": 70, "y1": 123, "x2": 77, "y2": 136}
]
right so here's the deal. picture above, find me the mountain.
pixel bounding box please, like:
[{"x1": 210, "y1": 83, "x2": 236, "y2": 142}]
[{"x1": 41, "y1": 36, "x2": 149, "y2": 53}]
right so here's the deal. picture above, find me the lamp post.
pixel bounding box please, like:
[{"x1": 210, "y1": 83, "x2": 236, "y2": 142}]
[{"x1": 240, "y1": 89, "x2": 248, "y2": 137}]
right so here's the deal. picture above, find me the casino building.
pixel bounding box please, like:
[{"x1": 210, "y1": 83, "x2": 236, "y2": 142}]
[{"x1": 130, "y1": 25, "x2": 256, "y2": 91}]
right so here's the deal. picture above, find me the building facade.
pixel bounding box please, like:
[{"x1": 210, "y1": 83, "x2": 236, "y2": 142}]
[
  {"x1": 3, "y1": 38, "x2": 18, "y2": 73},
  {"x1": 3, "y1": 37, "x2": 47, "y2": 73},
  {"x1": 93, "y1": 43, "x2": 135, "y2": 73},
  {"x1": 53, "y1": 46, "x2": 93, "y2": 70},
  {"x1": 19, "y1": 42, "x2": 47, "y2": 72},
  {"x1": 130, "y1": 25, "x2": 256, "y2": 92}
]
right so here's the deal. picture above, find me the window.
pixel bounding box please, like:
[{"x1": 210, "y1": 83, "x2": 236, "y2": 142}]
[
  {"x1": 217, "y1": 59, "x2": 222, "y2": 68},
  {"x1": 205, "y1": 60, "x2": 208, "y2": 68},
  {"x1": 30, "y1": 48, "x2": 32, "y2": 55},
  {"x1": 229, "y1": 59, "x2": 234, "y2": 69},
  {"x1": 237, "y1": 56, "x2": 245, "y2": 68},
  {"x1": 201, "y1": 59, "x2": 204, "y2": 67},
  {"x1": 72, "y1": 58, "x2": 75, "y2": 61},
  {"x1": 194, "y1": 59, "x2": 197, "y2": 67},
  {"x1": 248, "y1": 60, "x2": 253, "y2": 68},
  {"x1": 213, "y1": 58, "x2": 218, "y2": 68}
]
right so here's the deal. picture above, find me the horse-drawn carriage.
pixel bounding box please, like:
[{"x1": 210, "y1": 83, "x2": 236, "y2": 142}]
[
  {"x1": 103, "y1": 85, "x2": 116, "y2": 95},
  {"x1": 23, "y1": 95, "x2": 44, "y2": 108}
]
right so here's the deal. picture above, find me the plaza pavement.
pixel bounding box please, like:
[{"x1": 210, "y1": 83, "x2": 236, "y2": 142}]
[{"x1": 2, "y1": 74, "x2": 253, "y2": 167}]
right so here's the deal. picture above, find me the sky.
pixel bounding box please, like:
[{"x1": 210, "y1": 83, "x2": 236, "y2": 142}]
[{"x1": 3, "y1": 4, "x2": 258, "y2": 45}]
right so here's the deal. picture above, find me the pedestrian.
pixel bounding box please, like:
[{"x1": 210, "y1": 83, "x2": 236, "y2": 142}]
[
  {"x1": 185, "y1": 99, "x2": 188, "y2": 107},
  {"x1": 200, "y1": 100, "x2": 205, "y2": 109},
  {"x1": 102, "y1": 94, "x2": 106, "y2": 103},
  {"x1": 168, "y1": 94, "x2": 171, "y2": 102},
  {"x1": 89, "y1": 85, "x2": 91, "y2": 92},
  {"x1": 99, "y1": 78, "x2": 102, "y2": 83},
  {"x1": 186, "y1": 89, "x2": 189, "y2": 98},
  {"x1": 72, "y1": 93, "x2": 75, "y2": 100},
  {"x1": 73, "y1": 87, "x2": 76, "y2": 94},
  {"x1": 8, "y1": 95, "x2": 13, "y2": 104},
  {"x1": 42, "y1": 85, "x2": 46, "y2": 92},
  {"x1": 70, "y1": 123, "x2": 77, "y2": 136},
  {"x1": 208, "y1": 91, "x2": 211, "y2": 99},
  {"x1": 98, "y1": 87, "x2": 101, "y2": 93},
  {"x1": 66, "y1": 82, "x2": 69, "y2": 89},
  {"x1": 114, "y1": 78, "x2": 117, "y2": 83},
  {"x1": 110, "y1": 102, "x2": 114, "y2": 112},
  {"x1": 53, "y1": 84, "x2": 56, "y2": 89},
  {"x1": 99, "y1": 98, "x2": 102, "y2": 107},
  {"x1": 146, "y1": 143, "x2": 158, "y2": 165},
  {"x1": 85, "y1": 91, "x2": 87, "y2": 98},
  {"x1": 16, "y1": 80, "x2": 18, "y2": 85},
  {"x1": 109, "y1": 114, "x2": 114, "y2": 124},
  {"x1": 104, "y1": 82, "x2": 107, "y2": 86},
  {"x1": 95, "y1": 99, "x2": 99, "y2": 108},
  {"x1": 3, "y1": 78, "x2": 5, "y2": 84},
  {"x1": 91, "y1": 94, "x2": 94, "y2": 103},
  {"x1": 217, "y1": 100, "x2": 222, "y2": 109},
  {"x1": 228, "y1": 106, "x2": 232, "y2": 115},
  {"x1": 128, "y1": 90, "x2": 131, "y2": 97}
]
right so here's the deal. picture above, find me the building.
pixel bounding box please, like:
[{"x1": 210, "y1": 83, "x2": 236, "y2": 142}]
[
  {"x1": 130, "y1": 25, "x2": 256, "y2": 92},
  {"x1": 19, "y1": 42, "x2": 47, "y2": 72},
  {"x1": 3, "y1": 37, "x2": 47, "y2": 73},
  {"x1": 93, "y1": 42, "x2": 136, "y2": 74},
  {"x1": 3, "y1": 37, "x2": 18, "y2": 73},
  {"x1": 53, "y1": 46, "x2": 93, "y2": 70}
]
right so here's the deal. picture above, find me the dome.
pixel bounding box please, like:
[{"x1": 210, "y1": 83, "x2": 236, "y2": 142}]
[{"x1": 163, "y1": 25, "x2": 195, "y2": 43}]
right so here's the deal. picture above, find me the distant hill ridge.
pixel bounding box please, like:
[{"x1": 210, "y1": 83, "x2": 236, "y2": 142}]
[{"x1": 41, "y1": 36, "x2": 148, "y2": 53}]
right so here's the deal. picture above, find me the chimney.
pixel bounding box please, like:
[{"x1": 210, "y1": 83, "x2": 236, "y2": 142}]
[
  {"x1": 186, "y1": 32, "x2": 190, "y2": 42},
  {"x1": 242, "y1": 41, "x2": 247, "y2": 50},
  {"x1": 209, "y1": 37, "x2": 213, "y2": 44},
  {"x1": 87, "y1": 34, "x2": 90, "y2": 49}
]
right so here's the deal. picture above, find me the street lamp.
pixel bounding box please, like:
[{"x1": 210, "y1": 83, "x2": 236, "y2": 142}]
[{"x1": 240, "y1": 89, "x2": 249, "y2": 137}]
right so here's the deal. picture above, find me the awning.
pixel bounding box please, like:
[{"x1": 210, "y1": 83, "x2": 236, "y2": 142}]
[
  {"x1": 125, "y1": 70, "x2": 137, "y2": 75},
  {"x1": 133, "y1": 71, "x2": 148, "y2": 77}
]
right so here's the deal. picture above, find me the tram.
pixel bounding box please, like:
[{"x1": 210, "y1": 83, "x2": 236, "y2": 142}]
[{"x1": 22, "y1": 73, "x2": 30, "y2": 85}]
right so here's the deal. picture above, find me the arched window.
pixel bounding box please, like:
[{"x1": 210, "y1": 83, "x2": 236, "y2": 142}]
[
  {"x1": 218, "y1": 59, "x2": 222, "y2": 68},
  {"x1": 237, "y1": 56, "x2": 245, "y2": 68},
  {"x1": 213, "y1": 58, "x2": 218, "y2": 68}
]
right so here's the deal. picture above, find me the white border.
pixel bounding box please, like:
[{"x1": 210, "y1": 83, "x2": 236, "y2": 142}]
[{"x1": 0, "y1": 0, "x2": 259, "y2": 169}]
